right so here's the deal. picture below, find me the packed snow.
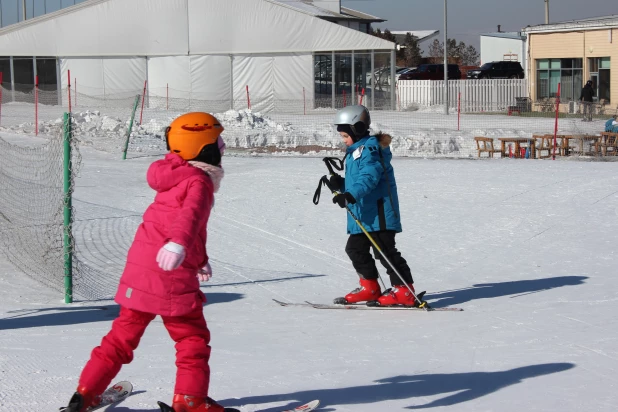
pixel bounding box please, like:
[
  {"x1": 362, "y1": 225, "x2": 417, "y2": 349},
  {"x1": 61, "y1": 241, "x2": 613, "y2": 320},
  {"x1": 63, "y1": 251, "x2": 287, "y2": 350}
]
[{"x1": 1, "y1": 103, "x2": 618, "y2": 411}]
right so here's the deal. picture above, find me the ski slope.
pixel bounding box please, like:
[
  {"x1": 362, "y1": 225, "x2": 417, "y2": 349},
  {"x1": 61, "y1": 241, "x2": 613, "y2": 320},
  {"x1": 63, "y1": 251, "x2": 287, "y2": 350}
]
[{"x1": 1, "y1": 138, "x2": 618, "y2": 411}]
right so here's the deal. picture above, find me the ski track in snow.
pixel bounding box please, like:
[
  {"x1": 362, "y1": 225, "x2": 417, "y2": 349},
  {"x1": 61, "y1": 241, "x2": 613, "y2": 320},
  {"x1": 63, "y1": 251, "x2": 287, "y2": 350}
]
[
  {"x1": 2, "y1": 133, "x2": 618, "y2": 410},
  {"x1": 218, "y1": 213, "x2": 351, "y2": 266}
]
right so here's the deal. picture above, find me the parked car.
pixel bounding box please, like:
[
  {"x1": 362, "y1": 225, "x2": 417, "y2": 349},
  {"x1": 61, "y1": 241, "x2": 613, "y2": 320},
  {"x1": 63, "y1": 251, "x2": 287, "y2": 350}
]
[
  {"x1": 466, "y1": 61, "x2": 524, "y2": 79},
  {"x1": 396, "y1": 67, "x2": 416, "y2": 82},
  {"x1": 367, "y1": 67, "x2": 408, "y2": 85},
  {"x1": 398, "y1": 64, "x2": 461, "y2": 81}
]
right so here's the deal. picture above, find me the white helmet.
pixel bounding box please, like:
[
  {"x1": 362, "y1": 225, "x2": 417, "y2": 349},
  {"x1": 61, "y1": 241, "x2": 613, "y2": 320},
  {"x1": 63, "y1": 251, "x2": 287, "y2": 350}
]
[{"x1": 334, "y1": 105, "x2": 371, "y2": 140}]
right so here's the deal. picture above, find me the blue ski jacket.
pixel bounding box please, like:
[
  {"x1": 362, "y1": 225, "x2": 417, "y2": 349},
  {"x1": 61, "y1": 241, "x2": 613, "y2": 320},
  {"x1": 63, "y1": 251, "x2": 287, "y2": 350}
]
[
  {"x1": 605, "y1": 118, "x2": 618, "y2": 133},
  {"x1": 336, "y1": 133, "x2": 402, "y2": 235}
]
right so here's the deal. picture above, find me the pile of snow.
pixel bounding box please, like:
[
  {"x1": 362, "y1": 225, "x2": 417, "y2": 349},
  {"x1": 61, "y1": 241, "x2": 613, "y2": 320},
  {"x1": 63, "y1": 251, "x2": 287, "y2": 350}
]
[
  {"x1": 0, "y1": 108, "x2": 481, "y2": 157},
  {"x1": 0, "y1": 101, "x2": 608, "y2": 158}
]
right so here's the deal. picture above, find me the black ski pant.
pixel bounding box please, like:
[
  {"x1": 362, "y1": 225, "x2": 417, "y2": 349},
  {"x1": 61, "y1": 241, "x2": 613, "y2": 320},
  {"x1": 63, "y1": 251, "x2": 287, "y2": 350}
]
[{"x1": 345, "y1": 230, "x2": 413, "y2": 287}]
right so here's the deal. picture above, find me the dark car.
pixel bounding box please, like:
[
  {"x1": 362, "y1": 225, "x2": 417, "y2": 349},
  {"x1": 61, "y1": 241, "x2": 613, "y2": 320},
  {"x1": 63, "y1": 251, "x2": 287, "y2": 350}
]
[
  {"x1": 398, "y1": 64, "x2": 461, "y2": 81},
  {"x1": 466, "y1": 61, "x2": 524, "y2": 79}
]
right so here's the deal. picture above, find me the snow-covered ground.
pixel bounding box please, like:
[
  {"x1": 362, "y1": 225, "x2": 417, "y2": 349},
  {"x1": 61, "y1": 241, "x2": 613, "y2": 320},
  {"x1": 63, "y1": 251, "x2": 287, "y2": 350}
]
[
  {"x1": 1, "y1": 123, "x2": 618, "y2": 411},
  {"x1": 0, "y1": 101, "x2": 610, "y2": 158}
]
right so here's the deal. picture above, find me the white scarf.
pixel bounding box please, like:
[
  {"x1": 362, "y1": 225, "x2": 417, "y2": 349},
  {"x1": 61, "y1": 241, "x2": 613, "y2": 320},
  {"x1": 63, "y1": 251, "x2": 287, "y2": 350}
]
[{"x1": 188, "y1": 161, "x2": 225, "y2": 193}]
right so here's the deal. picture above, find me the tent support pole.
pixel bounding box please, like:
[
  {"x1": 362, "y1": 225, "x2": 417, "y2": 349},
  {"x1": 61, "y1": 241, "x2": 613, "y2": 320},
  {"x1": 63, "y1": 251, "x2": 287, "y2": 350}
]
[
  {"x1": 371, "y1": 50, "x2": 375, "y2": 110},
  {"x1": 351, "y1": 50, "x2": 355, "y2": 105},
  {"x1": 331, "y1": 51, "x2": 335, "y2": 109},
  {"x1": 10, "y1": 56, "x2": 15, "y2": 102},
  {"x1": 390, "y1": 49, "x2": 396, "y2": 110},
  {"x1": 230, "y1": 55, "x2": 234, "y2": 110}
]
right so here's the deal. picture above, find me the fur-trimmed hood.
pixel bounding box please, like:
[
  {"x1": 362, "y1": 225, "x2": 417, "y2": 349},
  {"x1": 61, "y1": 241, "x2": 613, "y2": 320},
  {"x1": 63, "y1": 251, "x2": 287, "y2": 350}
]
[{"x1": 376, "y1": 133, "x2": 392, "y2": 148}]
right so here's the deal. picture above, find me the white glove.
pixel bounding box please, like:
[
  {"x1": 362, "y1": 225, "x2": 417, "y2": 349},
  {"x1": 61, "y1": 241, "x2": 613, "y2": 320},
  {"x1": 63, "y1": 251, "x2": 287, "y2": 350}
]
[
  {"x1": 156, "y1": 242, "x2": 186, "y2": 271},
  {"x1": 198, "y1": 262, "x2": 212, "y2": 282}
]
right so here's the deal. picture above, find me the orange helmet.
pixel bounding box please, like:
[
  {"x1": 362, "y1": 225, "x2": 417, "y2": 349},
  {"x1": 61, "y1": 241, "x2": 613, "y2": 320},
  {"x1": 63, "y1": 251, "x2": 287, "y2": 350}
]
[{"x1": 165, "y1": 112, "x2": 224, "y2": 160}]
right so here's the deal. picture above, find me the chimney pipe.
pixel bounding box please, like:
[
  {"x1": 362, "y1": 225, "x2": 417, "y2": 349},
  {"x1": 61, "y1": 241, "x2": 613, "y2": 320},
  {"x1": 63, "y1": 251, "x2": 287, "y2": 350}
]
[
  {"x1": 545, "y1": 0, "x2": 549, "y2": 24},
  {"x1": 497, "y1": 25, "x2": 501, "y2": 32}
]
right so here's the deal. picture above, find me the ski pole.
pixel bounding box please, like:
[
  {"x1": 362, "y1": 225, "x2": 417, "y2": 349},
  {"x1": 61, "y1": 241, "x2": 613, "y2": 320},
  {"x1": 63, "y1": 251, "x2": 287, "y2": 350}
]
[
  {"x1": 335, "y1": 192, "x2": 430, "y2": 310},
  {"x1": 314, "y1": 160, "x2": 388, "y2": 292},
  {"x1": 321, "y1": 156, "x2": 428, "y2": 308},
  {"x1": 313, "y1": 170, "x2": 429, "y2": 310}
]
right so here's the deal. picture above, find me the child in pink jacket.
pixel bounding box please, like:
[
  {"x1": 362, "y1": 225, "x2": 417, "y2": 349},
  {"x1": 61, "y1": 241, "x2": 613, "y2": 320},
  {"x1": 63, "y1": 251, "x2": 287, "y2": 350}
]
[{"x1": 62, "y1": 112, "x2": 235, "y2": 412}]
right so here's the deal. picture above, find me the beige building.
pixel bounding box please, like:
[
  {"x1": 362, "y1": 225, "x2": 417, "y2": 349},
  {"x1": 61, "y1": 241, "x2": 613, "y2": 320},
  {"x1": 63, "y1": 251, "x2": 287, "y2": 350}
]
[{"x1": 523, "y1": 15, "x2": 617, "y2": 110}]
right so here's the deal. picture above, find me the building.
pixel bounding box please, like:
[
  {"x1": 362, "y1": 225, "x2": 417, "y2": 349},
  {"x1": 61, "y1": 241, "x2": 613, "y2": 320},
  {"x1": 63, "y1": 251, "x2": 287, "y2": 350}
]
[
  {"x1": 480, "y1": 32, "x2": 526, "y2": 67},
  {"x1": 522, "y1": 15, "x2": 618, "y2": 105},
  {"x1": 390, "y1": 30, "x2": 440, "y2": 46},
  {"x1": 0, "y1": 0, "x2": 395, "y2": 112}
]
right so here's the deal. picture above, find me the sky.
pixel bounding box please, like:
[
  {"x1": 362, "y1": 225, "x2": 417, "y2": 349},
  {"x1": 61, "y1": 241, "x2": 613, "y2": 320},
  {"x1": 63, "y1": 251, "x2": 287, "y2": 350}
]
[{"x1": 343, "y1": 0, "x2": 618, "y2": 50}]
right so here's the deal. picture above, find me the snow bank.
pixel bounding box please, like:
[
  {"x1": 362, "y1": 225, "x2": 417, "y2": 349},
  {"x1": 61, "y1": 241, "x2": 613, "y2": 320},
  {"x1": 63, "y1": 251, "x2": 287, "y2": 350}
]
[{"x1": 0, "y1": 101, "x2": 609, "y2": 158}]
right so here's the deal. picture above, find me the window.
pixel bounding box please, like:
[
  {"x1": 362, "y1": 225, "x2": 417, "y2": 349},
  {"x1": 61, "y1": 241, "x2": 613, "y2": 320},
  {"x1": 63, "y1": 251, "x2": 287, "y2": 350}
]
[
  {"x1": 359, "y1": 23, "x2": 368, "y2": 34},
  {"x1": 12, "y1": 58, "x2": 34, "y2": 93},
  {"x1": 589, "y1": 57, "x2": 611, "y2": 102},
  {"x1": 314, "y1": 54, "x2": 332, "y2": 100},
  {"x1": 0, "y1": 58, "x2": 10, "y2": 93},
  {"x1": 536, "y1": 58, "x2": 583, "y2": 100},
  {"x1": 36, "y1": 57, "x2": 58, "y2": 91}
]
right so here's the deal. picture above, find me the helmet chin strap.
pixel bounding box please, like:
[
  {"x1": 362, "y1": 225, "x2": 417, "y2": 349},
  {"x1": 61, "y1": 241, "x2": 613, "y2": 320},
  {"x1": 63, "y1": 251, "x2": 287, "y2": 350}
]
[{"x1": 349, "y1": 125, "x2": 358, "y2": 139}]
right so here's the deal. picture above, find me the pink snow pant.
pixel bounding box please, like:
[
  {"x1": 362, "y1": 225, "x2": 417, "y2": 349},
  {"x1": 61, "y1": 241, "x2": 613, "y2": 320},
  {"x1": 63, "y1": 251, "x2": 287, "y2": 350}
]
[{"x1": 79, "y1": 305, "x2": 211, "y2": 397}]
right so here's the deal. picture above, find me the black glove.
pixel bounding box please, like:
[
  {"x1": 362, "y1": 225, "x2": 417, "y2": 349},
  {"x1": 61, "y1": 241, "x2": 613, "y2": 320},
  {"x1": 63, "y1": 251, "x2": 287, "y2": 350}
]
[
  {"x1": 327, "y1": 174, "x2": 344, "y2": 191},
  {"x1": 333, "y1": 192, "x2": 356, "y2": 208}
]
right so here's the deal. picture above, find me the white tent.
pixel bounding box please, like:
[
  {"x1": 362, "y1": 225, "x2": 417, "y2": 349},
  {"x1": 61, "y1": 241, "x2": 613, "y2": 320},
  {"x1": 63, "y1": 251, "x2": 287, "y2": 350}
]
[{"x1": 0, "y1": 0, "x2": 395, "y2": 111}]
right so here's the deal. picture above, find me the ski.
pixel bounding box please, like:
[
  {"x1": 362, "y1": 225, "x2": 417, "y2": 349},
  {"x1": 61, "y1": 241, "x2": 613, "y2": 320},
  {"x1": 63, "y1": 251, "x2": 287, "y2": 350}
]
[
  {"x1": 158, "y1": 400, "x2": 240, "y2": 412},
  {"x1": 157, "y1": 399, "x2": 319, "y2": 412},
  {"x1": 281, "y1": 399, "x2": 320, "y2": 411},
  {"x1": 59, "y1": 380, "x2": 133, "y2": 411},
  {"x1": 273, "y1": 299, "x2": 463, "y2": 312}
]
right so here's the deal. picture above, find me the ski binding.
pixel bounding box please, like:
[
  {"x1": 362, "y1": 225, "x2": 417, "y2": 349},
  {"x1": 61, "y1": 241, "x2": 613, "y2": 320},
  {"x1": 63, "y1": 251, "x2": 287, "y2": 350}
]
[{"x1": 59, "y1": 380, "x2": 133, "y2": 411}]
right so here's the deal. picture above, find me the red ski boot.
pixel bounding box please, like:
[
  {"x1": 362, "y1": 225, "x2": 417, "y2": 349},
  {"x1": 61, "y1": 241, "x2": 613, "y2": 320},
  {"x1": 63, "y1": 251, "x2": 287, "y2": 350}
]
[
  {"x1": 170, "y1": 394, "x2": 239, "y2": 412},
  {"x1": 62, "y1": 386, "x2": 101, "y2": 412},
  {"x1": 335, "y1": 278, "x2": 381, "y2": 304},
  {"x1": 377, "y1": 283, "x2": 417, "y2": 306}
]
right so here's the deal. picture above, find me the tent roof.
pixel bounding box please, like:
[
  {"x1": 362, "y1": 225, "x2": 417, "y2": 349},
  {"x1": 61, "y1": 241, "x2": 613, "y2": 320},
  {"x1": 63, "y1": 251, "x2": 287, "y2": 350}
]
[{"x1": 0, "y1": 0, "x2": 394, "y2": 57}]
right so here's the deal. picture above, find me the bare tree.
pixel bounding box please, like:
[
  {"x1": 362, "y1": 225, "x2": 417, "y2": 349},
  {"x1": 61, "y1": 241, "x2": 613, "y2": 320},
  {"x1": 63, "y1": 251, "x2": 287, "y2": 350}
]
[
  {"x1": 429, "y1": 38, "x2": 480, "y2": 65},
  {"x1": 462, "y1": 45, "x2": 480, "y2": 66},
  {"x1": 428, "y1": 39, "x2": 444, "y2": 64},
  {"x1": 403, "y1": 33, "x2": 423, "y2": 67}
]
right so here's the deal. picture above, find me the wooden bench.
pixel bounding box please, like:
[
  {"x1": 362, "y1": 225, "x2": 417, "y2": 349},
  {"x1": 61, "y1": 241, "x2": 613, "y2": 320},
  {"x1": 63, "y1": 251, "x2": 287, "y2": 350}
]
[
  {"x1": 474, "y1": 137, "x2": 499, "y2": 158},
  {"x1": 533, "y1": 134, "x2": 555, "y2": 158},
  {"x1": 599, "y1": 132, "x2": 618, "y2": 156}
]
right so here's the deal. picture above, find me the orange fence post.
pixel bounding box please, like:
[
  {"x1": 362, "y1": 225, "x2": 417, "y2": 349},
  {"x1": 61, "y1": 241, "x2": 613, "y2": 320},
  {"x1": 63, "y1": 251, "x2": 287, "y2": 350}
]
[
  {"x1": 552, "y1": 83, "x2": 561, "y2": 160},
  {"x1": 0, "y1": 72, "x2": 3, "y2": 127},
  {"x1": 139, "y1": 80, "x2": 147, "y2": 124}
]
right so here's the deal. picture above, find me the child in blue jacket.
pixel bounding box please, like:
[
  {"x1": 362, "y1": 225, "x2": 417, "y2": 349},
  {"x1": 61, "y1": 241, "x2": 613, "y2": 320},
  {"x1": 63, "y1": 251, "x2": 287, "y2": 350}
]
[
  {"x1": 329, "y1": 105, "x2": 416, "y2": 306},
  {"x1": 605, "y1": 115, "x2": 618, "y2": 133}
]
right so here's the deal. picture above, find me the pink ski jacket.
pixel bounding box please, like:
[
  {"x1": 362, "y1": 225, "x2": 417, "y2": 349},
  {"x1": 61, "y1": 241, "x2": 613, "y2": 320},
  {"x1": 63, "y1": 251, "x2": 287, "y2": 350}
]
[{"x1": 115, "y1": 153, "x2": 214, "y2": 317}]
